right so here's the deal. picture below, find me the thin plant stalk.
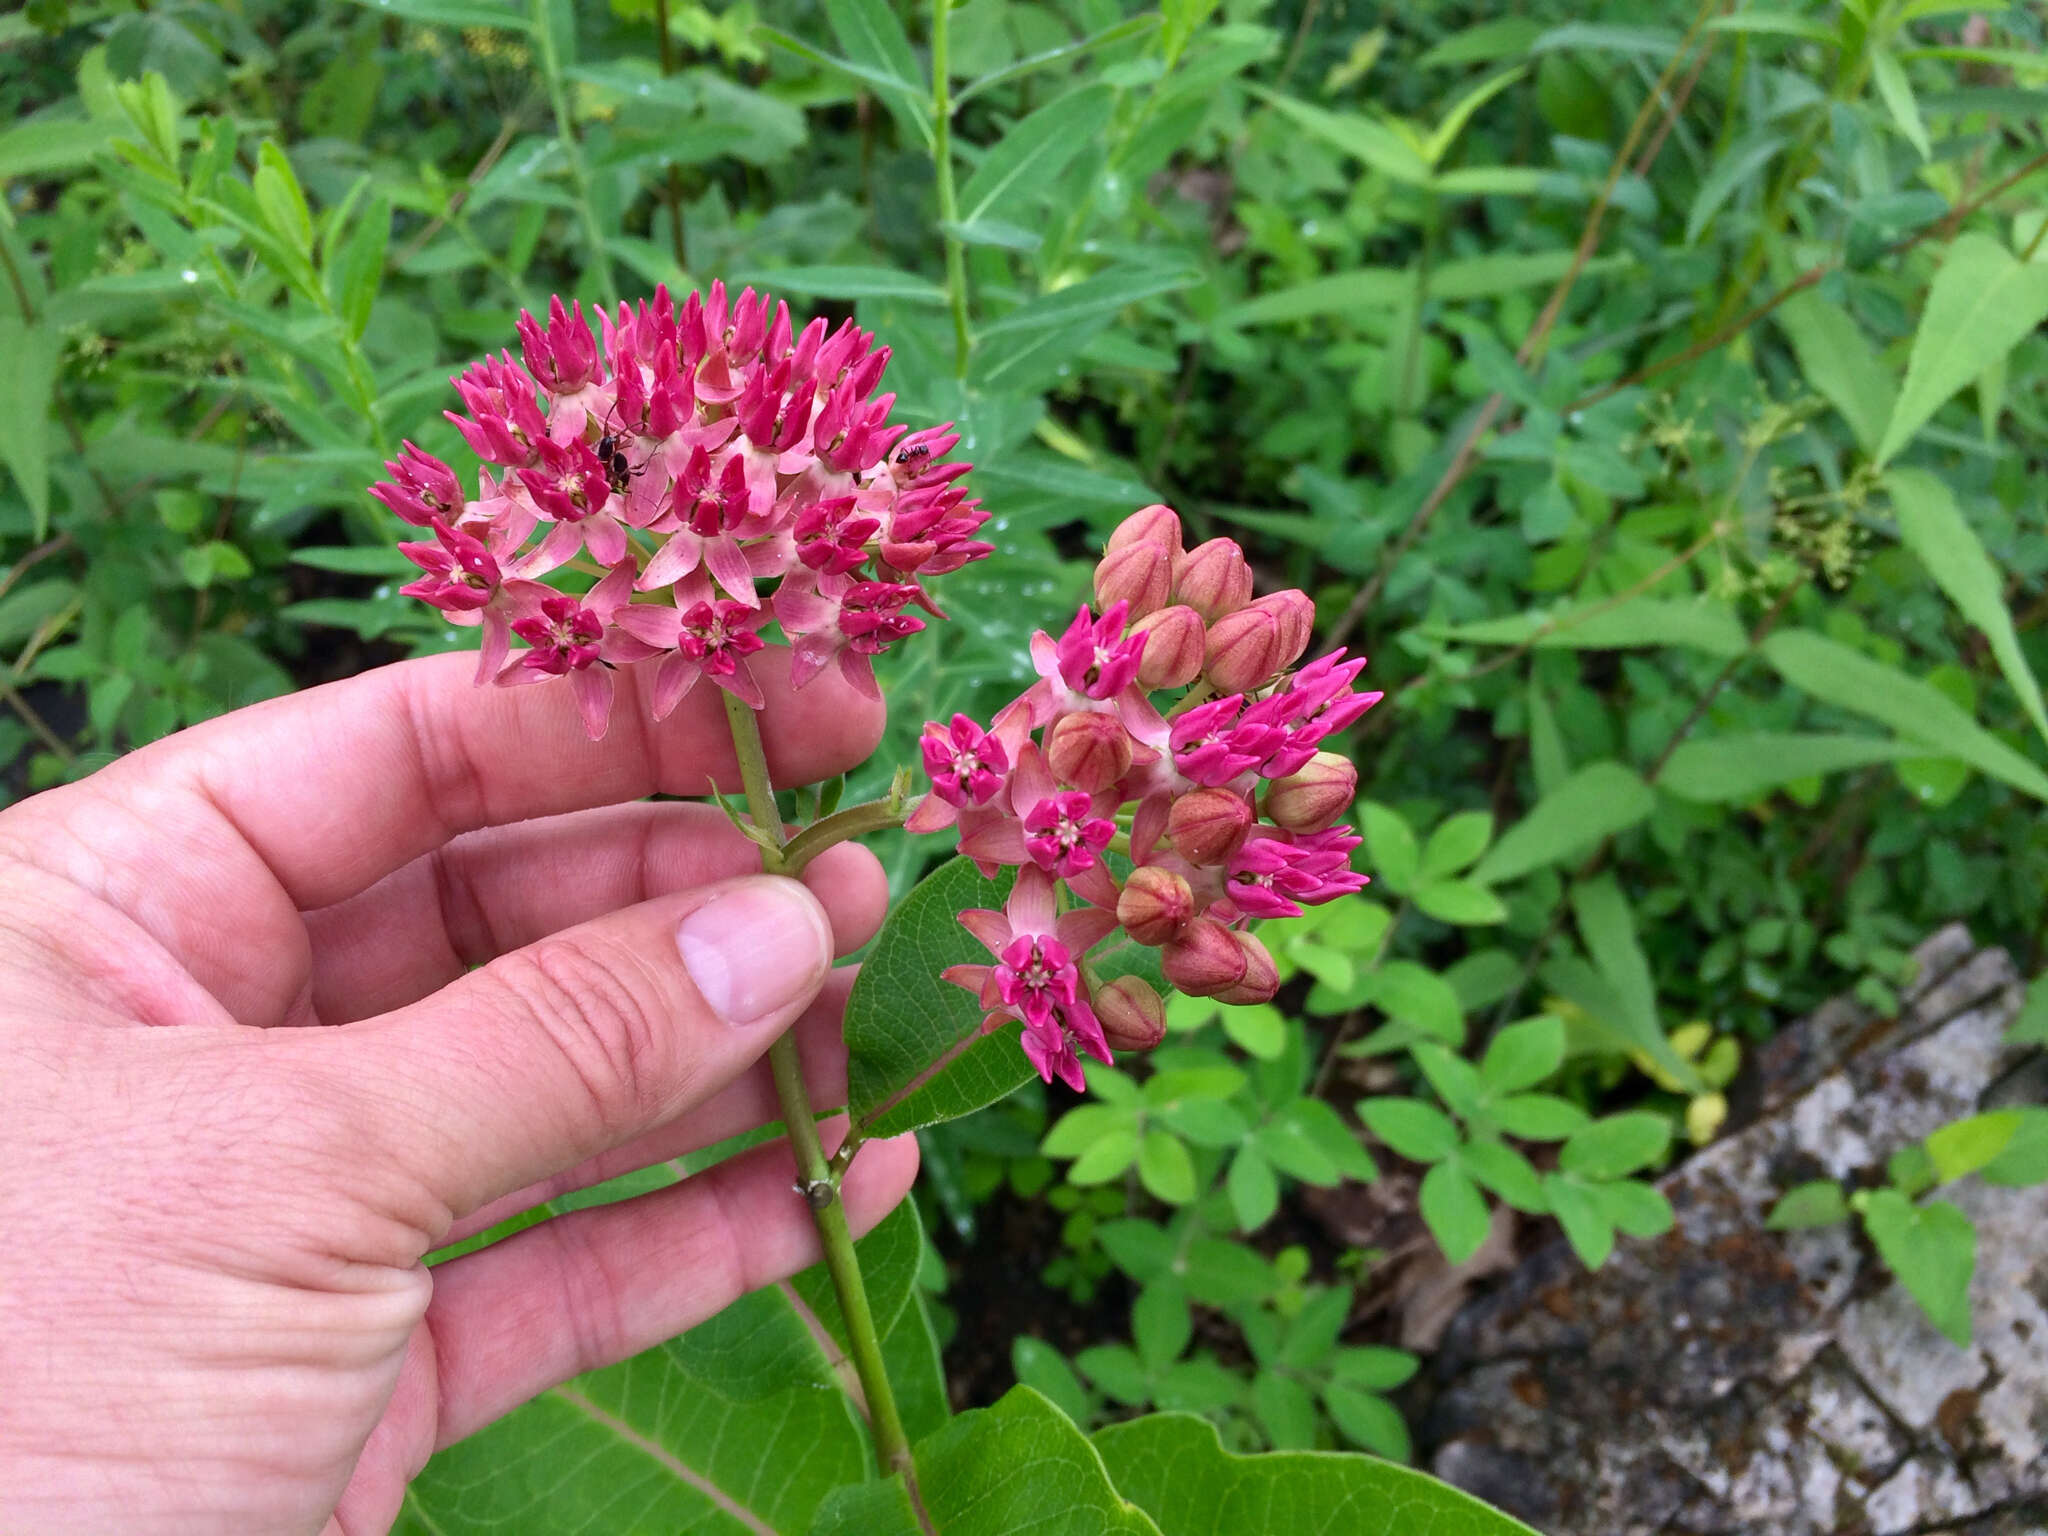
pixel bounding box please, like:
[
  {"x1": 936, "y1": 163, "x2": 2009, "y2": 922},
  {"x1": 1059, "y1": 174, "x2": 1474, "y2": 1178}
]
[{"x1": 930, "y1": 0, "x2": 972, "y2": 376}]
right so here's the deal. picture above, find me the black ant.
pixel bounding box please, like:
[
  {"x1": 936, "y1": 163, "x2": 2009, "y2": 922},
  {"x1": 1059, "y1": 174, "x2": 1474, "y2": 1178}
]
[{"x1": 591, "y1": 404, "x2": 649, "y2": 498}]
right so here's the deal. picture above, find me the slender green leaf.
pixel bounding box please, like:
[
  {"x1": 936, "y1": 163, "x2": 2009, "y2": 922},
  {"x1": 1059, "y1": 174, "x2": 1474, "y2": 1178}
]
[
  {"x1": 1878, "y1": 233, "x2": 2048, "y2": 464},
  {"x1": 1660, "y1": 732, "x2": 1924, "y2": 802},
  {"x1": 1762, "y1": 630, "x2": 2048, "y2": 800},
  {"x1": 958, "y1": 85, "x2": 1115, "y2": 225},
  {"x1": 1471, "y1": 763, "x2": 1655, "y2": 884},
  {"x1": 1774, "y1": 290, "x2": 1895, "y2": 454},
  {"x1": 1684, "y1": 132, "x2": 1786, "y2": 244},
  {"x1": 734, "y1": 264, "x2": 948, "y2": 304},
  {"x1": 1869, "y1": 47, "x2": 1930, "y2": 160},
  {"x1": 1889, "y1": 467, "x2": 2048, "y2": 749},
  {"x1": 0, "y1": 319, "x2": 57, "y2": 538},
  {"x1": 1428, "y1": 596, "x2": 1746, "y2": 657}
]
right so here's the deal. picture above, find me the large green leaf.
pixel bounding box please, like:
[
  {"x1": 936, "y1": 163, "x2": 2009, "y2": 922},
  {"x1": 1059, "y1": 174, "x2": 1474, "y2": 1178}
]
[
  {"x1": 0, "y1": 319, "x2": 57, "y2": 539},
  {"x1": 1876, "y1": 233, "x2": 2048, "y2": 464},
  {"x1": 811, "y1": 1387, "x2": 1161, "y2": 1534},
  {"x1": 1888, "y1": 467, "x2": 2048, "y2": 750},
  {"x1": 1093, "y1": 1412, "x2": 1540, "y2": 1534},
  {"x1": 1659, "y1": 733, "x2": 1924, "y2": 802},
  {"x1": 844, "y1": 858, "x2": 1035, "y2": 1136},
  {"x1": 1471, "y1": 762, "x2": 1656, "y2": 884},
  {"x1": 1427, "y1": 595, "x2": 1745, "y2": 657},
  {"x1": 957, "y1": 85, "x2": 1116, "y2": 227},
  {"x1": 1762, "y1": 630, "x2": 2048, "y2": 800},
  {"x1": 400, "y1": 1200, "x2": 927, "y2": 1532},
  {"x1": 1774, "y1": 289, "x2": 1895, "y2": 455}
]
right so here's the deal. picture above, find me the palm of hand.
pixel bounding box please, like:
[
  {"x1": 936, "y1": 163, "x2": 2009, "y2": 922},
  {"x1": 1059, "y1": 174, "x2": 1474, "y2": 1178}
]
[{"x1": 0, "y1": 649, "x2": 916, "y2": 1535}]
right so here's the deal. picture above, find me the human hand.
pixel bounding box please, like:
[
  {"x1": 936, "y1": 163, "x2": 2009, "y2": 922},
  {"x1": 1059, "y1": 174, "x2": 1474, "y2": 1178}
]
[{"x1": 0, "y1": 646, "x2": 919, "y2": 1534}]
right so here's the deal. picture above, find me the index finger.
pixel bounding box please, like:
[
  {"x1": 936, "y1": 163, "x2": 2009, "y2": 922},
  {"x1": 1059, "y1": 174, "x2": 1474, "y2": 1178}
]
[{"x1": 103, "y1": 644, "x2": 884, "y2": 911}]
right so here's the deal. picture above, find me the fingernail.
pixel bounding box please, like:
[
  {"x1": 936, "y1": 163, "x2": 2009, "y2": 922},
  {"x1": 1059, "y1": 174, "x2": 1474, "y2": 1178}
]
[{"x1": 676, "y1": 879, "x2": 832, "y2": 1026}]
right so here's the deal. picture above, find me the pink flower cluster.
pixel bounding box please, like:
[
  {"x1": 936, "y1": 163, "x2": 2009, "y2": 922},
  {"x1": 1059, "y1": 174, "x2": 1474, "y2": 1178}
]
[
  {"x1": 920, "y1": 506, "x2": 1379, "y2": 1090},
  {"x1": 370, "y1": 285, "x2": 991, "y2": 737}
]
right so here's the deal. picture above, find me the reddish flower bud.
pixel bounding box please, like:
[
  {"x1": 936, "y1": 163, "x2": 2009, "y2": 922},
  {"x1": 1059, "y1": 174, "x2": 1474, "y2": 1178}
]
[
  {"x1": 1261, "y1": 751, "x2": 1357, "y2": 833},
  {"x1": 1094, "y1": 541, "x2": 1173, "y2": 620},
  {"x1": 1130, "y1": 604, "x2": 1206, "y2": 690},
  {"x1": 1203, "y1": 604, "x2": 1285, "y2": 694},
  {"x1": 1162, "y1": 916, "x2": 1250, "y2": 998},
  {"x1": 1117, "y1": 865, "x2": 1195, "y2": 946},
  {"x1": 1046, "y1": 710, "x2": 1134, "y2": 793},
  {"x1": 1095, "y1": 975, "x2": 1168, "y2": 1052},
  {"x1": 1248, "y1": 589, "x2": 1314, "y2": 673},
  {"x1": 1168, "y1": 786, "x2": 1254, "y2": 865},
  {"x1": 1106, "y1": 503, "x2": 1184, "y2": 560},
  {"x1": 1215, "y1": 929, "x2": 1279, "y2": 1006},
  {"x1": 1173, "y1": 538, "x2": 1253, "y2": 623}
]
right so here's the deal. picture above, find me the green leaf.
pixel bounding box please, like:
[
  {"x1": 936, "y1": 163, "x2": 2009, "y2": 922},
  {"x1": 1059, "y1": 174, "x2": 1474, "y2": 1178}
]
[
  {"x1": 1480, "y1": 1015, "x2": 1565, "y2": 1094},
  {"x1": 1543, "y1": 1173, "x2": 1615, "y2": 1268},
  {"x1": 1473, "y1": 763, "x2": 1655, "y2": 885},
  {"x1": 1869, "y1": 46, "x2": 1930, "y2": 160},
  {"x1": 1094, "y1": 1412, "x2": 1539, "y2": 1533},
  {"x1": 1014, "y1": 1337, "x2": 1094, "y2": 1425},
  {"x1": 0, "y1": 115, "x2": 113, "y2": 181},
  {"x1": 1491, "y1": 1093, "x2": 1589, "y2": 1140},
  {"x1": 813, "y1": 1387, "x2": 1160, "y2": 1534},
  {"x1": 1878, "y1": 233, "x2": 2048, "y2": 464},
  {"x1": 1659, "y1": 732, "x2": 1925, "y2": 803},
  {"x1": 1570, "y1": 874, "x2": 1698, "y2": 1088},
  {"x1": 734, "y1": 264, "x2": 949, "y2": 304},
  {"x1": 1219, "y1": 1001, "x2": 1288, "y2": 1059},
  {"x1": 1889, "y1": 467, "x2": 2048, "y2": 750},
  {"x1": 1180, "y1": 1238, "x2": 1274, "y2": 1307},
  {"x1": 0, "y1": 319, "x2": 57, "y2": 538},
  {"x1": 1766, "y1": 1179, "x2": 1850, "y2": 1229},
  {"x1": 1560, "y1": 1112, "x2": 1672, "y2": 1179},
  {"x1": 1420, "y1": 1161, "x2": 1492, "y2": 1263},
  {"x1": 1979, "y1": 1107, "x2": 2048, "y2": 1187},
  {"x1": 1684, "y1": 131, "x2": 1786, "y2": 244},
  {"x1": 1762, "y1": 631, "x2": 2048, "y2": 801},
  {"x1": 1359, "y1": 1098, "x2": 1459, "y2": 1162},
  {"x1": 1227, "y1": 1144, "x2": 1279, "y2": 1230},
  {"x1": 254, "y1": 139, "x2": 314, "y2": 255},
  {"x1": 1249, "y1": 87, "x2": 1432, "y2": 183},
  {"x1": 981, "y1": 263, "x2": 1202, "y2": 339},
  {"x1": 1586, "y1": 1178, "x2": 1673, "y2": 1238},
  {"x1": 1775, "y1": 290, "x2": 1895, "y2": 454},
  {"x1": 1071, "y1": 1128, "x2": 1141, "y2": 1184},
  {"x1": 958, "y1": 85, "x2": 1116, "y2": 226},
  {"x1": 1420, "y1": 812, "x2": 1494, "y2": 880},
  {"x1": 1043, "y1": 1103, "x2": 1136, "y2": 1158},
  {"x1": 845, "y1": 859, "x2": 1034, "y2": 1137},
  {"x1": 1424, "y1": 66, "x2": 1527, "y2": 165},
  {"x1": 1218, "y1": 251, "x2": 1608, "y2": 328},
  {"x1": 344, "y1": 0, "x2": 532, "y2": 29},
  {"x1": 1532, "y1": 21, "x2": 1681, "y2": 56},
  {"x1": 331, "y1": 194, "x2": 390, "y2": 345},
  {"x1": 1414, "y1": 879, "x2": 1508, "y2": 926},
  {"x1": 1322, "y1": 1385, "x2": 1412, "y2": 1461},
  {"x1": 1419, "y1": 17, "x2": 1544, "y2": 68},
  {"x1": 1134, "y1": 1282, "x2": 1193, "y2": 1372},
  {"x1": 1427, "y1": 596, "x2": 1747, "y2": 657},
  {"x1": 1252, "y1": 1371, "x2": 1319, "y2": 1450},
  {"x1": 1858, "y1": 1191, "x2": 1975, "y2": 1345},
  {"x1": 1456, "y1": 1138, "x2": 1547, "y2": 1213},
  {"x1": 1365, "y1": 961, "x2": 1465, "y2": 1045},
  {"x1": 1360, "y1": 802, "x2": 1419, "y2": 892},
  {"x1": 1139, "y1": 1129, "x2": 1199, "y2": 1204},
  {"x1": 824, "y1": 0, "x2": 925, "y2": 96},
  {"x1": 1926, "y1": 1110, "x2": 2022, "y2": 1184}
]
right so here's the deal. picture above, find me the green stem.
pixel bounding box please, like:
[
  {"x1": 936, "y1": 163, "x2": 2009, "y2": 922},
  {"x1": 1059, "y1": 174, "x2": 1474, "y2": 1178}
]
[
  {"x1": 930, "y1": 0, "x2": 972, "y2": 376},
  {"x1": 717, "y1": 694, "x2": 913, "y2": 1478},
  {"x1": 533, "y1": 0, "x2": 617, "y2": 305},
  {"x1": 780, "y1": 796, "x2": 911, "y2": 877}
]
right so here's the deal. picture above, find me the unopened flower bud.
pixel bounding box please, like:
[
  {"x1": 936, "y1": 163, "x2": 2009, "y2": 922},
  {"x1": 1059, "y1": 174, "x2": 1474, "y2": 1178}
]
[
  {"x1": 1131, "y1": 604, "x2": 1206, "y2": 689},
  {"x1": 1203, "y1": 604, "x2": 1284, "y2": 694},
  {"x1": 1117, "y1": 865, "x2": 1194, "y2": 946},
  {"x1": 1248, "y1": 589, "x2": 1314, "y2": 673},
  {"x1": 1107, "y1": 503, "x2": 1184, "y2": 559},
  {"x1": 1093, "y1": 541, "x2": 1173, "y2": 620},
  {"x1": 1046, "y1": 710, "x2": 1133, "y2": 794},
  {"x1": 1215, "y1": 930, "x2": 1279, "y2": 1006},
  {"x1": 1173, "y1": 538, "x2": 1253, "y2": 623},
  {"x1": 1095, "y1": 975, "x2": 1168, "y2": 1052},
  {"x1": 1162, "y1": 916, "x2": 1249, "y2": 998},
  {"x1": 1168, "y1": 786, "x2": 1254, "y2": 865},
  {"x1": 1261, "y1": 751, "x2": 1357, "y2": 833}
]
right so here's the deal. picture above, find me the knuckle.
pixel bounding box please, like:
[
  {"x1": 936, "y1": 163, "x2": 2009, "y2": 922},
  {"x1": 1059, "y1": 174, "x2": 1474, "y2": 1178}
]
[{"x1": 492, "y1": 934, "x2": 678, "y2": 1134}]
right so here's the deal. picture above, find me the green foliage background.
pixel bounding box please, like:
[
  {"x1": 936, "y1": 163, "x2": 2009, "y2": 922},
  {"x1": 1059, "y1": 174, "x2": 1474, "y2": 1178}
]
[{"x1": 5, "y1": 0, "x2": 2048, "y2": 1523}]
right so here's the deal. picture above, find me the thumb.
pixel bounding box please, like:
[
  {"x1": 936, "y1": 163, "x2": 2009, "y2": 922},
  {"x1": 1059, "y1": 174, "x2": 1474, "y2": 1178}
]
[{"x1": 337, "y1": 873, "x2": 837, "y2": 1222}]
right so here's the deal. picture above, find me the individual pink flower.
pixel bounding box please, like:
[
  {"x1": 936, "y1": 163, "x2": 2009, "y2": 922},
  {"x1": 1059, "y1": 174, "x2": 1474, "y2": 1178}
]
[
  {"x1": 496, "y1": 567, "x2": 654, "y2": 738},
  {"x1": 942, "y1": 867, "x2": 1116, "y2": 1089},
  {"x1": 612, "y1": 573, "x2": 770, "y2": 716},
  {"x1": 1248, "y1": 651, "x2": 1383, "y2": 777},
  {"x1": 794, "y1": 495, "x2": 880, "y2": 576},
  {"x1": 921, "y1": 714, "x2": 1009, "y2": 808},
  {"x1": 1223, "y1": 826, "x2": 1368, "y2": 919},
  {"x1": 775, "y1": 571, "x2": 926, "y2": 700},
  {"x1": 370, "y1": 442, "x2": 464, "y2": 526},
  {"x1": 1051, "y1": 601, "x2": 1147, "y2": 701},
  {"x1": 516, "y1": 295, "x2": 601, "y2": 395},
  {"x1": 448, "y1": 354, "x2": 551, "y2": 469},
  {"x1": 636, "y1": 446, "x2": 761, "y2": 602},
  {"x1": 1170, "y1": 695, "x2": 1283, "y2": 786},
  {"x1": 516, "y1": 435, "x2": 631, "y2": 569},
  {"x1": 399, "y1": 517, "x2": 500, "y2": 615},
  {"x1": 1023, "y1": 791, "x2": 1117, "y2": 879}
]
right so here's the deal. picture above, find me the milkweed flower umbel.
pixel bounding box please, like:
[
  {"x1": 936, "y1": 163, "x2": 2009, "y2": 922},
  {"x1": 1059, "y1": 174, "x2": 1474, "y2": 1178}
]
[
  {"x1": 915, "y1": 504, "x2": 1380, "y2": 1089},
  {"x1": 371, "y1": 283, "x2": 992, "y2": 736}
]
